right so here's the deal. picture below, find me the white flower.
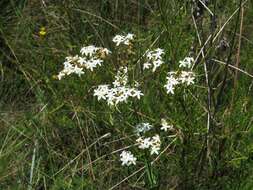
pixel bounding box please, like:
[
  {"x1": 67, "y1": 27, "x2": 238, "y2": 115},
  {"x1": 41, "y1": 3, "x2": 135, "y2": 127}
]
[
  {"x1": 124, "y1": 33, "x2": 134, "y2": 45},
  {"x1": 136, "y1": 137, "x2": 152, "y2": 149},
  {"x1": 179, "y1": 71, "x2": 195, "y2": 85},
  {"x1": 126, "y1": 33, "x2": 134, "y2": 40},
  {"x1": 164, "y1": 72, "x2": 179, "y2": 94},
  {"x1": 179, "y1": 57, "x2": 194, "y2": 69},
  {"x1": 150, "y1": 146, "x2": 160, "y2": 155},
  {"x1": 164, "y1": 71, "x2": 195, "y2": 94},
  {"x1": 164, "y1": 83, "x2": 175, "y2": 94},
  {"x1": 143, "y1": 62, "x2": 152, "y2": 70},
  {"x1": 58, "y1": 45, "x2": 110, "y2": 80},
  {"x1": 144, "y1": 48, "x2": 165, "y2": 72},
  {"x1": 77, "y1": 57, "x2": 86, "y2": 65},
  {"x1": 152, "y1": 59, "x2": 164, "y2": 72},
  {"x1": 73, "y1": 66, "x2": 84, "y2": 77},
  {"x1": 136, "y1": 134, "x2": 161, "y2": 155},
  {"x1": 120, "y1": 151, "x2": 137, "y2": 166},
  {"x1": 130, "y1": 89, "x2": 144, "y2": 99},
  {"x1": 101, "y1": 48, "x2": 111, "y2": 55},
  {"x1": 94, "y1": 67, "x2": 143, "y2": 106},
  {"x1": 85, "y1": 59, "x2": 103, "y2": 71},
  {"x1": 94, "y1": 85, "x2": 143, "y2": 106},
  {"x1": 63, "y1": 61, "x2": 75, "y2": 75},
  {"x1": 161, "y1": 119, "x2": 174, "y2": 132},
  {"x1": 113, "y1": 71, "x2": 128, "y2": 87},
  {"x1": 135, "y1": 123, "x2": 153, "y2": 135},
  {"x1": 94, "y1": 85, "x2": 109, "y2": 100},
  {"x1": 57, "y1": 72, "x2": 65, "y2": 80},
  {"x1": 134, "y1": 81, "x2": 140, "y2": 87},
  {"x1": 80, "y1": 45, "x2": 99, "y2": 56},
  {"x1": 152, "y1": 135, "x2": 161, "y2": 145},
  {"x1": 66, "y1": 55, "x2": 79, "y2": 62},
  {"x1": 112, "y1": 33, "x2": 134, "y2": 46},
  {"x1": 150, "y1": 135, "x2": 161, "y2": 155},
  {"x1": 164, "y1": 70, "x2": 196, "y2": 94},
  {"x1": 155, "y1": 48, "x2": 164, "y2": 56},
  {"x1": 112, "y1": 35, "x2": 124, "y2": 46}
]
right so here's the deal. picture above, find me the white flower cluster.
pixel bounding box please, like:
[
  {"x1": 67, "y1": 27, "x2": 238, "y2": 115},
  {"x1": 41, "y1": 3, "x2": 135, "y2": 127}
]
[
  {"x1": 136, "y1": 134, "x2": 161, "y2": 155},
  {"x1": 135, "y1": 122, "x2": 153, "y2": 136},
  {"x1": 161, "y1": 118, "x2": 174, "y2": 132},
  {"x1": 57, "y1": 45, "x2": 110, "y2": 80},
  {"x1": 120, "y1": 150, "x2": 137, "y2": 166},
  {"x1": 164, "y1": 57, "x2": 195, "y2": 94},
  {"x1": 120, "y1": 118, "x2": 176, "y2": 166},
  {"x1": 94, "y1": 67, "x2": 143, "y2": 106},
  {"x1": 164, "y1": 71, "x2": 195, "y2": 94},
  {"x1": 143, "y1": 48, "x2": 165, "y2": 72},
  {"x1": 112, "y1": 33, "x2": 134, "y2": 46}
]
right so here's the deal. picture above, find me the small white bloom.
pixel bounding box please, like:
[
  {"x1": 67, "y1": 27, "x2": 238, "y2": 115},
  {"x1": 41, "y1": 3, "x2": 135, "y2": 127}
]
[
  {"x1": 66, "y1": 55, "x2": 79, "y2": 63},
  {"x1": 164, "y1": 72, "x2": 179, "y2": 94},
  {"x1": 77, "y1": 57, "x2": 86, "y2": 65},
  {"x1": 85, "y1": 59, "x2": 103, "y2": 71},
  {"x1": 135, "y1": 123, "x2": 153, "y2": 135},
  {"x1": 161, "y1": 119, "x2": 174, "y2": 132},
  {"x1": 123, "y1": 33, "x2": 134, "y2": 45},
  {"x1": 120, "y1": 151, "x2": 137, "y2": 166},
  {"x1": 136, "y1": 135, "x2": 161, "y2": 155},
  {"x1": 179, "y1": 57, "x2": 194, "y2": 69},
  {"x1": 112, "y1": 35, "x2": 125, "y2": 46},
  {"x1": 179, "y1": 71, "x2": 195, "y2": 85},
  {"x1": 150, "y1": 146, "x2": 160, "y2": 155},
  {"x1": 113, "y1": 74, "x2": 128, "y2": 87},
  {"x1": 101, "y1": 48, "x2": 111, "y2": 55},
  {"x1": 112, "y1": 33, "x2": 134, "y2": 46},
  {"x1": 131, "y1": 89, "x2": 143, "y2": 99},
  {"x1": 80, "y1": 45, "x2": 99, "y2": 56},
  {"x1": 164, "y1": 84, "x2": 175, "y2": 94},
  {"x1": 152, "y1": 135, "x2": 161, "y2": 145},
  {"x1": 126, "y1": 33, "x2": 134, "y2": 40},
  {"x1": 152, "y1": 59, "x2": 164, "y2": 72},
  {"x1": 155, "y1": 48, "x2": 164, "y2": 55},
  {"x1": 57, "y1": 72, "x2": 65, "y2": 80},
  {"x1": 94, "y1": 85, "x2": 109, "y2": 101},
  {"x1": 143, "y1": 62, "x2": 152, "y2": 70},
  {"x1": 136, "y1": 137, "x2": 152, "y2": 149},
  {"x1": 73, "y1": 66, "x2": 84, "y2": 77},
  {"x1": 63, "y1": 62, "x2": 75, "y2": 75},
  {"x1": 144, "y1": 48, "x2": 164, "y2": 72},
  {"x1": 150, "y1": 135, "x2": 161, "y2": 155}
]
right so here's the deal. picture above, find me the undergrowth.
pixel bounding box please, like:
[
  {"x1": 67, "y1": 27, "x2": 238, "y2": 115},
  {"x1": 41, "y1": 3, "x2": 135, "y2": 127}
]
[{"x1": 0, "y1": 0, "x2": 253, "y2": 189}]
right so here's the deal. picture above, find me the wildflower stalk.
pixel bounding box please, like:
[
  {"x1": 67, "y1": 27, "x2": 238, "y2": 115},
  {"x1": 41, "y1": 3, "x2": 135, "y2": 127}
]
[
  {"x1": 192, "y1": 0, "x2": 213, "y2": 175},
  {"x1": 144, "y1": 151, "x2": 157, "y2": 188}
]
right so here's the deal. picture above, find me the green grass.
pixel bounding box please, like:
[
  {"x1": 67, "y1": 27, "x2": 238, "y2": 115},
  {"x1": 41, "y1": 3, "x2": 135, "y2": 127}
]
[{"x1": 1, "y1": 1, "x2": 253, "y2": 189}]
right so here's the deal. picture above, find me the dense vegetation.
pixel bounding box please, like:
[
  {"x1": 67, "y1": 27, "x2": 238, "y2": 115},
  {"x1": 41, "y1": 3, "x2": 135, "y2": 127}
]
[{"x1": 1, "y1": 0, "x2": 253, "y2": 189}]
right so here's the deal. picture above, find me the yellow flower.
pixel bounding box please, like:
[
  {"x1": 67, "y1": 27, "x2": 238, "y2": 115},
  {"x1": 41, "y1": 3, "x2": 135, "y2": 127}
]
[{"x1": 39, "y1": 27, "x2": 46, "y2": 36}]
